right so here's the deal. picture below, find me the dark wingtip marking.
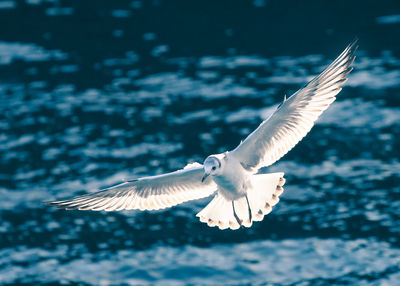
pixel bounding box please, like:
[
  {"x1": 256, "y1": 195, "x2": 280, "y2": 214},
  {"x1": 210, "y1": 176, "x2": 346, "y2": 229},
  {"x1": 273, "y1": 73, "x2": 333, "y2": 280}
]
[
  {"x1": 44, "y1": 200, "x2": 71, "y2": 209},
  {"x1": 43, "y1": 200, "x2": 55, "y2": 206}
]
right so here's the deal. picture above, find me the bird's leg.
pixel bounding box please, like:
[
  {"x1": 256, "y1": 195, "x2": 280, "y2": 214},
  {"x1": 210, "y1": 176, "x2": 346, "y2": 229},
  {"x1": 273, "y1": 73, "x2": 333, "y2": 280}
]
[
  {"x1": 245, "y1": 194, "x2": 252, "y2": 223},
  {"x1": 232, "y1": 201, "x2": 242, "y2": 226}
]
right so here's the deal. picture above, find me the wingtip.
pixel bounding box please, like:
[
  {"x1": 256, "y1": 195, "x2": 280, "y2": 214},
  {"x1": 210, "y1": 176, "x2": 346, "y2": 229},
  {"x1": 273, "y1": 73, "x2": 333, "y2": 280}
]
[
  {"x1": 43, "y1": 199, "x2": 72, "y2": 210},
  {"x1": 349, "y1": 37, "x2": 359, "y2": 46},
  {"x1": 334, "y1": 38, "x2": 358, "y2": 74},
  {"x1": 43, "y1": 200, "x2": 57, "y2": 206},
  {"x1": 347, "y1": 37, "x2": 359, "y2": 56}
]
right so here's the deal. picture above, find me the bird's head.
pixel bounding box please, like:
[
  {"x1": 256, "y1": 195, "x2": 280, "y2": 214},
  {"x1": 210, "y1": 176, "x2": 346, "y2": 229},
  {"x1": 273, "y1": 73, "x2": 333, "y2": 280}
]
[{"x1": 202, "y1": 156, "x2": 222, "y2": 182}]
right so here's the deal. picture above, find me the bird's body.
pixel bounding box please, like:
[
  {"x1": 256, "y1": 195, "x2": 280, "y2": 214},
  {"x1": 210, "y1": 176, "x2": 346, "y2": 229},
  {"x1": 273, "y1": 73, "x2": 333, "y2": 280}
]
[
  {"x1": 48, "y1": 39, "x2": 358, "y2": 230},
  {"x1": 207, "y1": 153, "x2": 249, "y2": 201}
]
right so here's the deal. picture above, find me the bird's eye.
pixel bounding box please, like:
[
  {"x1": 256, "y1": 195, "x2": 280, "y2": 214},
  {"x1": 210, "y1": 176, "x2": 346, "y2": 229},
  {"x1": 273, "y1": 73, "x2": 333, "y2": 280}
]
[{"x1": 212, "y1": 166, "x2": 216, "y2": 171}]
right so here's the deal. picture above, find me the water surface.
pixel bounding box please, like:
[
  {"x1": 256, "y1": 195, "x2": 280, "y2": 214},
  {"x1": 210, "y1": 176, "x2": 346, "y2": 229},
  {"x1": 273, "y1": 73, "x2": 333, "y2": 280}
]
[{"x1": 0, "y1": 0, "x2": 399, "y2": 285}]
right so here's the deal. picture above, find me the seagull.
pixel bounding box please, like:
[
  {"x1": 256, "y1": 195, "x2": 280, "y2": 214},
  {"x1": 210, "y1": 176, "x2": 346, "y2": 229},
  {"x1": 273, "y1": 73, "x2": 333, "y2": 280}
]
[{"x1": 48, "y1": 39, "x2": 358, "y2": 230}]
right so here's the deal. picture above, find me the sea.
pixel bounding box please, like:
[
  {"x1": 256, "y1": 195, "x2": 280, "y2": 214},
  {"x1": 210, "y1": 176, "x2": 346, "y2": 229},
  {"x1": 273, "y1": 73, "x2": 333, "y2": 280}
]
[{"x1": 0, "y1": 0, "x2": 399, "y2": 285}]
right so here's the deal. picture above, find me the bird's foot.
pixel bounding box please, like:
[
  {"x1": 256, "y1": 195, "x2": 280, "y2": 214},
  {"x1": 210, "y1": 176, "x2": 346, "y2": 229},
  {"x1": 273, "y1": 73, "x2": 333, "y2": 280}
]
[
  {"x1": 232, "y1": 200, "x2": 242, "y2": 227},
  {"x1": 245, "y1": 194, "x2": 252, "y2": 223}
]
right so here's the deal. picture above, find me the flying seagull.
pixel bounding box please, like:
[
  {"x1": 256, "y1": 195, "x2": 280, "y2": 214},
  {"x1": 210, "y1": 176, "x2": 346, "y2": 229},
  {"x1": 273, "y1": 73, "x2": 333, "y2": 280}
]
[{"x1": 48, "y1": 39, "x2": 358, "y2": 230}]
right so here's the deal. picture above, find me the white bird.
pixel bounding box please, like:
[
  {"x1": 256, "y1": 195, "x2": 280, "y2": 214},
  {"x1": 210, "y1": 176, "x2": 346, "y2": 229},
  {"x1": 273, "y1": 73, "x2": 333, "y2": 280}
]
[{"x1": 48, "y1": 40, "x2": 358, "y2": 230}]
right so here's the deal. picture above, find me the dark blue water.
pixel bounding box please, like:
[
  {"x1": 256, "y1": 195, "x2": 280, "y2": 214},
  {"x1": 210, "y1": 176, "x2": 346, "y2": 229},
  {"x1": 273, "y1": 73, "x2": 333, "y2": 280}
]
[{"x1": 1, "y1": 0, "x2": 400, "y2": 285}]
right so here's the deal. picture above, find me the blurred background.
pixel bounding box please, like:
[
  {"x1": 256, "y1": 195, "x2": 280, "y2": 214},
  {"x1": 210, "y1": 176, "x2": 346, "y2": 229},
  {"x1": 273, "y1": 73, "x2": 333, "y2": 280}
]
[{"x1": 1, "y1": 0, "x2": 400, "y2": 285}]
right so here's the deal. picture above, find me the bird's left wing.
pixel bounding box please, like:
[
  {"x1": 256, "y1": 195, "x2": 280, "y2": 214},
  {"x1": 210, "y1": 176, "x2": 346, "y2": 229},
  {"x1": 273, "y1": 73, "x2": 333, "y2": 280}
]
[
  {"x1": 47, "y1": 163, "x2": 217, "y2": 211},
  {"x1": 231, "y1": 39, "x2": 358, "y2": 172}
]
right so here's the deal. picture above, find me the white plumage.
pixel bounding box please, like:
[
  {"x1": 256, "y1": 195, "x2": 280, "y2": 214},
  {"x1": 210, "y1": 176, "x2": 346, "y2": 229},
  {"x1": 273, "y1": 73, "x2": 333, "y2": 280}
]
[
  {"x1": 50, "y1": 163, "x2": 216, "y2": 212},
  {"x1": 48, "y1": 40, "x2": 358, "y2": 230},
  {"x1": 232, "y1": 41, "x2": 357, "y2": 170}
]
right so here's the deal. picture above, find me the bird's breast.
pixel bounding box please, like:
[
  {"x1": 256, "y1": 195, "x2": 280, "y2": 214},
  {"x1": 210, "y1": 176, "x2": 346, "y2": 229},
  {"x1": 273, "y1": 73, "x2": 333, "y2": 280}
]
[{"x1": 212, "y1": 158, "x2": 250, "y2": 200}]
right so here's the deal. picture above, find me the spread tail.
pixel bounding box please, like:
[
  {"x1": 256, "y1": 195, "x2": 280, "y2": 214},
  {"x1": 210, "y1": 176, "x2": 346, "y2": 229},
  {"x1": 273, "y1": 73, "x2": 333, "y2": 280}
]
[{"x1": 196, "y1": 172, "x2": 285, "y2": 230}]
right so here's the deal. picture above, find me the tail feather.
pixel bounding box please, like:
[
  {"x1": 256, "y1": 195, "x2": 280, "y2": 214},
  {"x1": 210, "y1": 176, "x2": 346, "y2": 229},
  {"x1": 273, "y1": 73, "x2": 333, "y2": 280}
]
[
  {"x1": 197, "y1": 194, "x2": 241, "y2": 230},
  {"x1": 197, "y1": 172, "x2": 285, "y2": 230}
]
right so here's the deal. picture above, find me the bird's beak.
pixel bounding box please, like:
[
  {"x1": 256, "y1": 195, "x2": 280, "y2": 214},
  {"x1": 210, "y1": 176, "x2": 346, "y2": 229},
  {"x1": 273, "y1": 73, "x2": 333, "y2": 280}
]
[{"x1": 201, "y1": 173, "x2": 210, "y2": 183}]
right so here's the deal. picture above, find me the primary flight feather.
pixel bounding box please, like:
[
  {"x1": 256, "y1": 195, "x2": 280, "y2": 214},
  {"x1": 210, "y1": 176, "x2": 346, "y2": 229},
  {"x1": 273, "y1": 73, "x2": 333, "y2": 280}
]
[{"x1": 48, "y1": 39, "x2": 358, "y2": 230}]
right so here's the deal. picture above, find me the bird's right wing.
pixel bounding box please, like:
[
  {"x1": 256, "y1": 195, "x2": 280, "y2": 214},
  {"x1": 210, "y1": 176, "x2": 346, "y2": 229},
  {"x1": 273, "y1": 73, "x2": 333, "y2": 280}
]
[
  {"x1": 47, "y1": 163, "x2": 217, "y2": 211},
  {"x1": 231, "y1": 39, "x2": 358, "y2": 172}
]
